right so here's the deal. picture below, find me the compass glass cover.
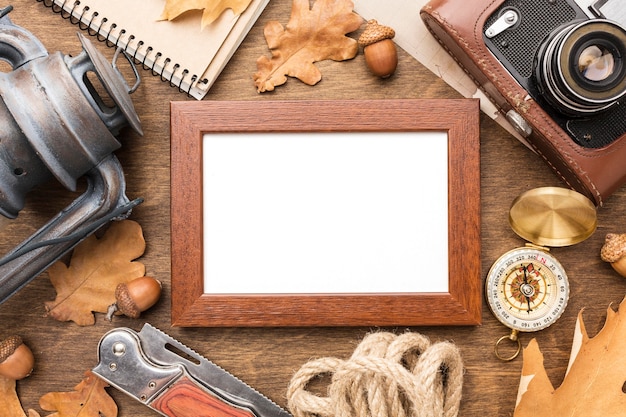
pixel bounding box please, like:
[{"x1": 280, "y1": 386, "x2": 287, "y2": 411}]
[{"x1": 487, "y1": 247, "x2": 569, "y2": 332}]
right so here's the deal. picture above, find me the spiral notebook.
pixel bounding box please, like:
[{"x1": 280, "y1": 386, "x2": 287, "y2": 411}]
[{"x1": 39, "y1": 0, "x2": 269, "y2": 100}]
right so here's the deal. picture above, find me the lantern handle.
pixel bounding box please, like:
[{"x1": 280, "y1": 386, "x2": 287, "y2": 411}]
[
  {"x1": 0, "y1": 155, "x2": 142, "y2": 304},
  {"x1": 112, "y1": 46, "x2": 141, "y2": 94},
  {"x1": 0, "y1": 6, "x2": 48, "y2": 69}
]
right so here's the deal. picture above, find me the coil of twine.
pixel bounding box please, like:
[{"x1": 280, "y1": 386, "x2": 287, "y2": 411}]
[{"x1": 286, "y1": 332, "x2": 463, "y2": 417}]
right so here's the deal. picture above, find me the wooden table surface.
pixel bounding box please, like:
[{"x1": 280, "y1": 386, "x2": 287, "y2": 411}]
[{"x1": 1, "y1": 1, "x2": 626, "y2": 416}]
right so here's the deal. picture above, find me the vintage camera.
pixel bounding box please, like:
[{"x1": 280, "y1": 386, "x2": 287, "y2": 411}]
[
  {"x1": 484, "y1": 0, "x2": 626, "y2": 148},
  {"x1": 421, "y1": 0, "x2": 626, "y2": 205}
]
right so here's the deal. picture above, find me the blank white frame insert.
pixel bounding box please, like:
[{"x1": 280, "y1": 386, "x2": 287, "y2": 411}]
[{"x1": 202, "y1": 132, "x2": 449, "y2": 294}]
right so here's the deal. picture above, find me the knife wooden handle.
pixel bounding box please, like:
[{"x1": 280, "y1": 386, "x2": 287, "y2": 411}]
[{"x1": 151, "y1": 376, "x2": 255, "y2": 417}]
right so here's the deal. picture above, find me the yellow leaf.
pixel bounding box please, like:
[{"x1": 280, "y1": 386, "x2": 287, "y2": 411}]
[
  {"x1": 160, "y1": 0, "x2": 254, "y2": 29},
  {"x1": 514, "y1": 296, "x2": 626, "y2": 416},
  {"x1": 39, "y1": 371, "x2": 117, "y2": 417},
  {"x1": 44, "y1": 220, "x2": 146, "y2": 326},
  {"x1": 253, "y1": 0, "x2": 363, "y2": 92},
  {"x1": 0, "y1": 375, "x2": 39, "y2": 417}
]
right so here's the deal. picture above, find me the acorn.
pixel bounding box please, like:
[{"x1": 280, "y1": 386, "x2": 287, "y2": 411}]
[
  {"x1": 600, "y1": 233, "x2": 626, "y2": 277},
  {"x1": 106, "y1": 276, "x2": 162, "y2": 320},
  {"x1": 0, "y1": 336, "x2": 34, "y2": 380},
  {"x1": 358, "y1": 20, "x2": 398, "y2": 78}
]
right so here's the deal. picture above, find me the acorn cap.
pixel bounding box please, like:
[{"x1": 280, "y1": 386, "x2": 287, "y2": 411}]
[
  {"x1": 601, "y1": 233, "x2": 626, "y2": 263},
  {"x1": 358, "y1": 20, "x2": 395, "y2": 47},
  {"x1": 115, "y1": 282, "x2": 141, "y2": 318},
  {"x1": 0, "y1": 336, "x2": 22, "y2": 363}
]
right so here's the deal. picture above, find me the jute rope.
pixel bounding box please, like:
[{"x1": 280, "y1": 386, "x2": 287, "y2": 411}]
[{"x1": 286, "y1": 332, "x2": 464, "y2": 417}]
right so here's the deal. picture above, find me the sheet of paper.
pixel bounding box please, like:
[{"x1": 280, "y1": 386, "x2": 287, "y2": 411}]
[
  {"x1": 202, "y1": 132, "x2": 449, "y2": 294},
  {"x1": 353, "y1": 0, "x2": 528, "y2": 145}
]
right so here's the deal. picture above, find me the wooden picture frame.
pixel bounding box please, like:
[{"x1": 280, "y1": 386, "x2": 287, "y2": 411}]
[{"x1": 170, "y1": 99, "x2": 481, "y2": 327}]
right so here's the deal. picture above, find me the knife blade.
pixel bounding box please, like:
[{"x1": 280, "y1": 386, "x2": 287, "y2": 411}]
[{"x1": 92, "y1": 323, "x2": 292, "y2": 417}]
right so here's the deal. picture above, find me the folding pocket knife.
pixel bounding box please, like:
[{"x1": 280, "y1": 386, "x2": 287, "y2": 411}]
[{"x1": 93, "y1": 323, "x2": 292, "y2": 417}]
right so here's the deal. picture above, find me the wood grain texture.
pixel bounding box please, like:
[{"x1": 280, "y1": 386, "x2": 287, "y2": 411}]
[
  {"x1": 0, "y1": 1, "x2": 625, "y2": 417},
  {"x1": 170, "y1": 99, "x2": 481, "y2": 327}
]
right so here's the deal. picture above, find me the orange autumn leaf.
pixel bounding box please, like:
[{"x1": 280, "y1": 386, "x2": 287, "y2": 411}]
[
  {"x1": 160, "y1": 0, "x2": 253, "y2": 29},
  {"x1": 253, "y1": 0, "x2": 362, "y2": 92},
  {"x1": 44, "y1": 220, "x2": 146, "y2": 326},
  {"x1": 0, "y1": 375, "x2": 40, "y2": 417},
  {"x1": 39, "y1": 371, "x2": 117, "y2": 417},
  {"x1": 514, "y1": 296, "x2": 626, "y2": 416}
]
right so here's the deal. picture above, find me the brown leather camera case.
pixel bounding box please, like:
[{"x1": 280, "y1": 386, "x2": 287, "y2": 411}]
[{"x1": 421, "y1": 0, "x2": 626, "y2": 206}]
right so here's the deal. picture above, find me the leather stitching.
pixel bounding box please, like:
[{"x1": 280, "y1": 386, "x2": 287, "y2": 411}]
[{"x1": 425, "y1": 0, "x2": 610, "y2": 205}]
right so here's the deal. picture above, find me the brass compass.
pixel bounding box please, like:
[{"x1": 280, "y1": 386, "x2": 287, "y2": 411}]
[{"x1": 486, "y1": 187, "x2": 597, "y2": 361}]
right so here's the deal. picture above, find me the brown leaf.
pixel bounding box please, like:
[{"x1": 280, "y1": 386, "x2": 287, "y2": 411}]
[
  {"x1": 39, "y1": 370, "x2": 117, "y2": 417},
  {"x1": 160, "y1": 0, "x2": 254, "y2": 29},
  {"x1": 514, "y1": 297, "x2": 626, "y2": 416},
  {"x1": 253, "y1": 0, "x2": 363, "y2": 92},
  {"x1": 44, "y1": 220, "x2": 146, "y2": 326},
  {"x1": 0, "y1": 375, "x2": 40, "y2": 417}
]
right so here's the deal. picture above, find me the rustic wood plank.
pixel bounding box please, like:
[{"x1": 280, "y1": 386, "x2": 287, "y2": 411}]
[{"x1": 0, "y1": 1, "x2": 624, "y2": 416}]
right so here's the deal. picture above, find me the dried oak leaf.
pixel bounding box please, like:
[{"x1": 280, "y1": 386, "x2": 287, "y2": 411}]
[
  {"x1": 160, "y1": 0, "x2": 253, "y2": 29},
  {"x1": 44, "y1": 220, "x2": 146, "y2": 326},
  {"x1": 514, "y1": 296, "x2": 626, "y2": 416},
  {"x1": 0, "y1": 375, "x2": 40, "y2": 417},
  {"x1": 39, "y1": 370, "x2": 117, "y2": 417},
  {"x1": 253, "y1": 0, "x2": 363, "y2": 92}
]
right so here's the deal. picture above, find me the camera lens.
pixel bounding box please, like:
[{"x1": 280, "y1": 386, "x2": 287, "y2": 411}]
[
  {"x1": 578, "y1": 45, "x2": 615, "y2": 82},
  {"x1": 535, "y1": 19, "x2": 626, "y2": 116}
]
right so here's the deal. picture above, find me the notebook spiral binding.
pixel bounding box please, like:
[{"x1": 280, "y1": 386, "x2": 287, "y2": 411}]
[{"x1": 36, "y1": 0, "x2": 206, "y2": 96}]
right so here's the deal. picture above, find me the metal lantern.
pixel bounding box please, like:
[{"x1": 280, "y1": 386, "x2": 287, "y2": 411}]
[{"x1": 0, "y1": 6, "x2": 143, "y2": 303}]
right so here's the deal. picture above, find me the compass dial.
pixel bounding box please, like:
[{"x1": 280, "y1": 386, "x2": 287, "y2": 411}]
[{"x1": 486, "y1": 246, "x2": 569, "y2": 333}]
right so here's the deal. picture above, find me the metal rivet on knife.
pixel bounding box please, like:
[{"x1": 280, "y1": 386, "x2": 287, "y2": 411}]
[
  {"x1": 109, "y1": 362, "x2": 117, "y2": 371},
  {"x1": 112, "y1": 342, "x2": 126, "y2": 356}
]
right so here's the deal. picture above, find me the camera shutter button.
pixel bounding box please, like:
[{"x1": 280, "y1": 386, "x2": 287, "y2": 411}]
[{"x1": 506, "y1": 110, "x2": 532, "y2": 138}]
